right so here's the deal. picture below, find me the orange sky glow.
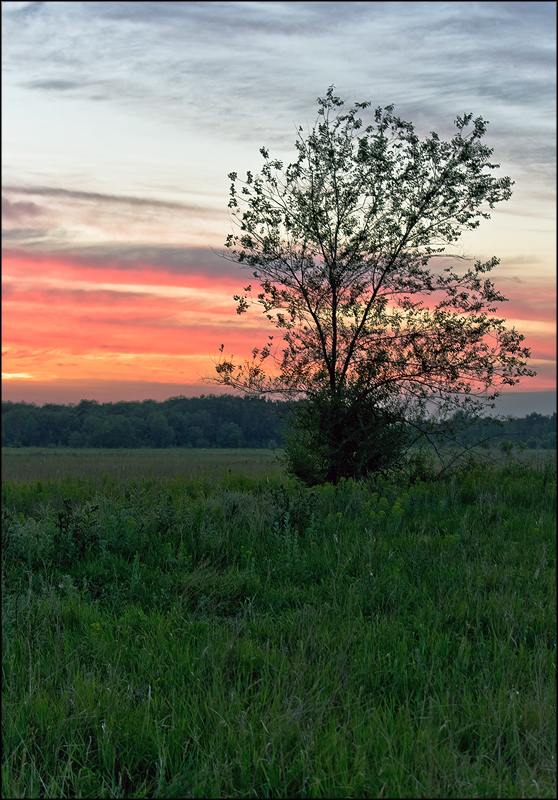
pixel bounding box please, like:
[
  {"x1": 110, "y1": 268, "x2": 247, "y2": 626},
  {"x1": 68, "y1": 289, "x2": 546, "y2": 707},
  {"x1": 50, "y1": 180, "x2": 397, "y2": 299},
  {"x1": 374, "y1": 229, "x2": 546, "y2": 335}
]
[
  {"x1": 2, "y1": 248, "x2": 555, "y2": 402},
  {"x1": 2, "y1": 252, "x2": 273, "y2": 388}
]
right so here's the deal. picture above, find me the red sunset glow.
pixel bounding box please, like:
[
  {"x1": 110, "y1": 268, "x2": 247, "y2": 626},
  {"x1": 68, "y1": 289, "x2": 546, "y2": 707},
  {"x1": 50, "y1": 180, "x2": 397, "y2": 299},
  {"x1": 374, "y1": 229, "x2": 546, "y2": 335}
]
[{"x1": 2, "y1": 249, "x2": 555, "y2": 404}]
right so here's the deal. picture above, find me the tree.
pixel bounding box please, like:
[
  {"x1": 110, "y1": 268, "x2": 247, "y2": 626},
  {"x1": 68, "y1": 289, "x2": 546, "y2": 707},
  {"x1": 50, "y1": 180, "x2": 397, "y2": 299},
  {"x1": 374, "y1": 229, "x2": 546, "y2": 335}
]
[
  {"x1": 213, "y1": 87, "x2": 535, "y2": 483},
  {"x1": 217, "y1": 421, "x2": 244, "y2": 448},
  {"x1": 145, "y1": 411, "x2": 175, "y2": 448},
  {"x1": 101, "y1": 415, "x2": 136, "y2": 448}
]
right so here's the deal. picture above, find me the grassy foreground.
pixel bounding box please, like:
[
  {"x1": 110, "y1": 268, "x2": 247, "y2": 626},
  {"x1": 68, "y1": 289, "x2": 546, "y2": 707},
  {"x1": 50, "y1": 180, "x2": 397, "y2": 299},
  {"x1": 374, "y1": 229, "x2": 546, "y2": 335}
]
[{"x1": 2, "y1": 450, "x2": 556, "y2": 798}]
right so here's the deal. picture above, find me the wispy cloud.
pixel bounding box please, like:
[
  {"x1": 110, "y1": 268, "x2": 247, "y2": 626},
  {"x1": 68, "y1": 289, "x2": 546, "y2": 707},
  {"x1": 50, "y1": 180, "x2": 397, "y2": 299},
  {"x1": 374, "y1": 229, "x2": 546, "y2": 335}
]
[
  {"x1": 2, "y1": 184, "x2": 228, "y2": 265},
  {"x1": 2, "y1": 243, "x2": 240, "y2": 281},
  {"x1": 4, "y1": 1, "x2": 555, "y2": 149},
  {"x1": 3, "y1": 185, "x2": 211, "y2": 212},
  {"x1": 2, "y1": 196, "x2": 43, "y2": 220}
]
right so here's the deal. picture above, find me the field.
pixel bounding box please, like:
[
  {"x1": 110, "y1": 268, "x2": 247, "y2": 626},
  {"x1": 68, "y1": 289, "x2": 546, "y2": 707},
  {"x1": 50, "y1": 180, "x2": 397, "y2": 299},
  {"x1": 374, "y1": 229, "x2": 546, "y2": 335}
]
[
  {"x1": 2, "y1": 448, "x2": 556, "y2": 798},
  {"x1": 1, "y1": 447, "x2": 284, "y2": 483}
]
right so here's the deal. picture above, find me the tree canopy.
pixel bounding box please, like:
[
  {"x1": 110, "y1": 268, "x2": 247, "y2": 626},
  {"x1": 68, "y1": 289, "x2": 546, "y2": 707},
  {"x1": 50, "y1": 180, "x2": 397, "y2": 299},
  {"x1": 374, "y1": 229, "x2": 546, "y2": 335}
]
[
  {"x1": 1, "y1": 396, "x2": 288, "y2": 449},
  {"x1": 213, "y1": 87, "x2": 536, "y2": 482}
]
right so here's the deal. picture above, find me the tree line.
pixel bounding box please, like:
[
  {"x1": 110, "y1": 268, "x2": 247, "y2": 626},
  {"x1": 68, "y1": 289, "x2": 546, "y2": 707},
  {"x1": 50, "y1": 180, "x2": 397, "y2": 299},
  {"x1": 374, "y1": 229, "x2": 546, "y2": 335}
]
[
  {"x1": 425, "y1": 410, "x2": 556, "y2": 452},
  {"x1": 1, "y1": 395, "x2": 288, "y2": 449},
  {"x1": 1, "y1": 397, "x2": 555, "y2": 451}
]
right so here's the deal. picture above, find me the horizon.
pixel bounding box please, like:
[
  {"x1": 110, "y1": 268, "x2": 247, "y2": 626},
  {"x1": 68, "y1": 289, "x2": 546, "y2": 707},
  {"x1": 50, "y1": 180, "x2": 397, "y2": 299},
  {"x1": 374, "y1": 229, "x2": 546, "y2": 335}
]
[
  {"x1": 2, "y1": 2, "x2": 556, "y2": 405},
  {"x1": 2, "y1": 385, "x2": 556, "y2": 420}
]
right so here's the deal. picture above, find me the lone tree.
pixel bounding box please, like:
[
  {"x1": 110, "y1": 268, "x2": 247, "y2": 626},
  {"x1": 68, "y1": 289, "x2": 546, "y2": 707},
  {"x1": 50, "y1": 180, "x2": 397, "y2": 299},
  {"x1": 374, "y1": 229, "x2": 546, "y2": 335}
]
[{"x1": 213, "y1": 87, "x2": 535, "y2": 484}]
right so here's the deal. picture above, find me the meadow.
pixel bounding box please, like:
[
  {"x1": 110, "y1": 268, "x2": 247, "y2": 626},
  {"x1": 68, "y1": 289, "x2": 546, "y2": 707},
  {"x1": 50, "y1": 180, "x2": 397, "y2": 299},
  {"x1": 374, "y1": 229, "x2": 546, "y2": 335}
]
[
  {"x1": 2, "y1": 448, "x2": 556, "y2": 798},
  {"x1": 1, "y1": 447, "x2": 283, "y2": 483}
]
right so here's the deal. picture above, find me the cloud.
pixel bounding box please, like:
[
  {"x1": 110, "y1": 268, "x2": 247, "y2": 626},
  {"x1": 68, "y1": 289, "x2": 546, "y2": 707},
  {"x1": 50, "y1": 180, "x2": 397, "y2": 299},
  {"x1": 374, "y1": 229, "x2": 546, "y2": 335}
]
[
  {"x1": 2, "y1": 185, "x2": 229, "y2": 266},
  {"x1": 2, "y1": 2, "x2": 45, "y2": 16},
  {"x1": 499, "y1": 253, "x2": 544, "y2": 268},
  {"x1": 2, "y1": 196, "x2": 43, "y2": 220},
  {"x1": 72, "y1": 0, "x2": 369, "y2": 42},
  {"x1": 23, "y1": 79, "x2": 83, "y2": 91},
  {"x1": 2, "y1": 243, "x2": 241, "y2": 282},
  {"x1": 2, "y1": 281, "x2": 146, "y2": 304},
  {"x1": 1, "y1": 228, "x2": 53, "y2": 244},
  {"x1": 4, "y1": 0, "x2": 554, "y2": 150},
  {"x1": 2, "y1": 184, "x2": 216, "y2": 213}
]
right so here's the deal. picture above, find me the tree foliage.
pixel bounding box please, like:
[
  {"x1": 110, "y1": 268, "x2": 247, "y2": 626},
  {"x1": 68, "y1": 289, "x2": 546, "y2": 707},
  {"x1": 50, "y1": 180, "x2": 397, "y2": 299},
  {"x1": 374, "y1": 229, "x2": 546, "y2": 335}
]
[
  {"x1": 214, "y1": 87, "x2": 535, "y2": 482},
  {"x1": 1, "y1": 396, "x2": 288, "y2": 449},
  {"x1": 281, "y1": 387, "x2": 413, "y2": 485}
]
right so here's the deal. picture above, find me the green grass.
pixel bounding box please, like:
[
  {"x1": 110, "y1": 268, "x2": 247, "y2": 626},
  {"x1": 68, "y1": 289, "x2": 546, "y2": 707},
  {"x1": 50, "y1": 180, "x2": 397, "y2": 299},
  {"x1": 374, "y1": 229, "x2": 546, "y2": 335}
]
[
  {"x1": 1, "y1": 447, "x2": 283, "y2": 483},
  {"x1": 2, "y1": 450, "x2": 556, "y2": 797}
]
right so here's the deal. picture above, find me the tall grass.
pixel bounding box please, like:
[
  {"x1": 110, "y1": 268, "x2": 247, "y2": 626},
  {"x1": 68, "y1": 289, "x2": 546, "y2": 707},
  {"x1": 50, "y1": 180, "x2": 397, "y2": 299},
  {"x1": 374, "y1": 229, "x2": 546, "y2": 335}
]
[
  {"x1": 2, "y1": 451, "x2": 556, "y2": 798},
  {"x1": 1, "y1": 447, "x2": 282, "y2": 483}
]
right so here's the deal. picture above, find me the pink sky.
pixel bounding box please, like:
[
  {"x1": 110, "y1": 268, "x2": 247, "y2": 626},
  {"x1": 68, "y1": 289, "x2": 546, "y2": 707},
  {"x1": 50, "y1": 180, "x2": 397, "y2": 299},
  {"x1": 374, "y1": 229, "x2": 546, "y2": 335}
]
[
  {"x1": 2, "y1": 247, "x2": 555, "y2": 410},
  {"x1": 2, "y1": 250, "x2": 273, "y2": 394}
]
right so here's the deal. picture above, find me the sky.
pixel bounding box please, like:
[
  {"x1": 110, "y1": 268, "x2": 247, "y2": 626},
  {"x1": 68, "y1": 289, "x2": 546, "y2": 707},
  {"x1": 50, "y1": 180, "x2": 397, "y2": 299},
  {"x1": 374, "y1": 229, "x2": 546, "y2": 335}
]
[{"x1": 2, "y1": 0, "x2": 556, "y2": 416}]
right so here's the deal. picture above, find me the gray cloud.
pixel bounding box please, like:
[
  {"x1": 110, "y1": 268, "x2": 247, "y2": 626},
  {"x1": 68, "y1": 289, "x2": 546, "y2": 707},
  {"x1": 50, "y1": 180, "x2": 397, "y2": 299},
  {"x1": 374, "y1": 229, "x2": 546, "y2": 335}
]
[
  {"x1": 60, "y1": 243, "x2": 237, "y2": 278},
  {"x1": 2, "y1": 242, "x2": 243, "y2": 281},
  {"x1": 23, "y1": 79, "x2": 84, "y2": 91},
  {"x1": 3, "y1": 185, "x2": 216, "y2": 213},
  {"x1": 2, "y1": 196, "x2": 43, "y2": 220},
  {"x1": 4, "y1": 1, "x2": 554, "y2": 148},
  {"x1": 1, "y1": 227, "x2": 53, "y2": 243}
]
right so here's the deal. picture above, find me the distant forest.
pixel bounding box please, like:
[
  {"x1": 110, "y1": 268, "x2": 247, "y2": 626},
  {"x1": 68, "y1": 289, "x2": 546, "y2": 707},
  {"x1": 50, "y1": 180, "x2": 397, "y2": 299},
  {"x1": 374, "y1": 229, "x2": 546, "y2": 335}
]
[
  {"x1": 1, "y1": 395, "x2": 556, "y2": 450},
  {"x1": 2, "y1": 396, "x2": 288, "y2": 449}
]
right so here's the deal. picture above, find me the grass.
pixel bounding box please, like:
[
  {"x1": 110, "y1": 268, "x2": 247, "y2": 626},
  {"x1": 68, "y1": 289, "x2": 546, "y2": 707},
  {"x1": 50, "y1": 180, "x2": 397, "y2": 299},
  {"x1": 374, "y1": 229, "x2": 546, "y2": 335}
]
[
  {"x1": 2, "y1": 449, "x2": 556, "y2": 797},
  {"x1": 1, "y1": 447, "x2": 283, "y2": 483}
]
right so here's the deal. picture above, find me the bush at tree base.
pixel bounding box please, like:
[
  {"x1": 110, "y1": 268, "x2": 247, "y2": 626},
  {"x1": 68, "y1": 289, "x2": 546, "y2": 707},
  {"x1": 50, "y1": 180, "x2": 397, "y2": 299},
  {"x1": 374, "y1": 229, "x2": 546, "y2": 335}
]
[{"x1": 282, "y1": 389, "x2": 412, "y2": 485}]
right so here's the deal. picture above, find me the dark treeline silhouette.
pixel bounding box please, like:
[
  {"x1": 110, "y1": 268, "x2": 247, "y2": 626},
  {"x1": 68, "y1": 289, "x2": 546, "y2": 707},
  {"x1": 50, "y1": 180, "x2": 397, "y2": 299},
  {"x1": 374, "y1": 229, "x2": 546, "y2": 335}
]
[
  {"x1": 424, "y1": 410, "x2": 556, "y2": 452},
  {"x1": 1, "y1": 397, "x2": 555, "y2": 451},
  {"x1": 1, "y1": 395, "x2": 289, "y2": 449}
]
